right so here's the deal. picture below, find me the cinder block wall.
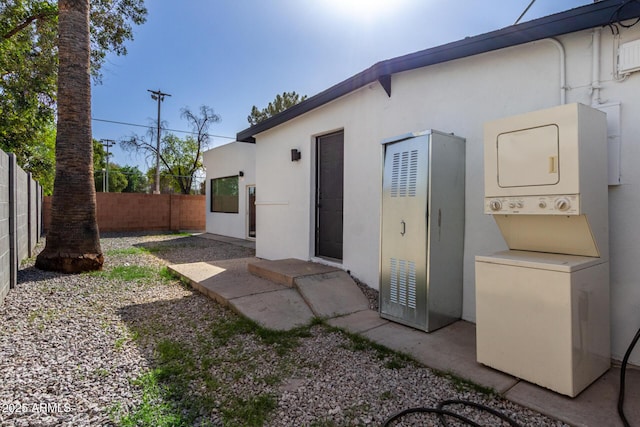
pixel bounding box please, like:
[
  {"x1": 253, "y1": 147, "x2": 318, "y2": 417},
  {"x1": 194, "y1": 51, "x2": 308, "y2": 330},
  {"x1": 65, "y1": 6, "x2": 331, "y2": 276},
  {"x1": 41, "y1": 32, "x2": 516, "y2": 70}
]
[
  {"x1": 15, "y1": 167, "x2": 28, "y2": 263},
  {"x1": 0, "y1": 151, "x2": 10, "y2": 303},
  {"x1": 0, "y1": 150, "x2": 42, "y2": 304},
  {"x1": 43, "y1": 193, "x2": 205, "y2": 233},
  {"x1": 28, "y1": 179, "x2": 39, "y2": 256}
]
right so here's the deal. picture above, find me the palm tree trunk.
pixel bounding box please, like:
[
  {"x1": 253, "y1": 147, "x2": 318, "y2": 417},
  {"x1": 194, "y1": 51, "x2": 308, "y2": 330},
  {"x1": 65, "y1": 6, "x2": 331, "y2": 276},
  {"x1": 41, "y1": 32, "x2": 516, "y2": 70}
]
[{"x1": 36, "y1": 0, "x2": 103, "y2": 273}]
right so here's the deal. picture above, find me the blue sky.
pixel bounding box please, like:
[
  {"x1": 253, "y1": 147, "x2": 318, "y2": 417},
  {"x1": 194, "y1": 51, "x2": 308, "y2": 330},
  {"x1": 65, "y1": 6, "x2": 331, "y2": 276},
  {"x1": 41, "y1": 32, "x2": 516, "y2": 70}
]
[{"x1": 91, "y1": 0, "x2": 592, "y2": 170}]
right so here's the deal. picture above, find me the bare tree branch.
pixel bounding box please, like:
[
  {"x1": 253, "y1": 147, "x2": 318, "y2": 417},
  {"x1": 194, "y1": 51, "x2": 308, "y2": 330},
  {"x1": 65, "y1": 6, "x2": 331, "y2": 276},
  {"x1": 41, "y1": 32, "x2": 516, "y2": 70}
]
[
  {"x1": 121, "y1": 106, "x2": 220, "y2": 193},
  {"x1": 2, "y1": 11, "x2": 57, "y2": 40}
]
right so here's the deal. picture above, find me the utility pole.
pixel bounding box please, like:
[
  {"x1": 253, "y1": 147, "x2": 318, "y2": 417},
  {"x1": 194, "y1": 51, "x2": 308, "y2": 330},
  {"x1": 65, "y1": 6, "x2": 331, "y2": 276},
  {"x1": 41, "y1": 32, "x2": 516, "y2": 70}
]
[
  {"x1": 100, "y1": 139, "x2": 116, "y2": 192},
  {"x1": 147, "y1": 89, "x2": 171, "y2": 194}
]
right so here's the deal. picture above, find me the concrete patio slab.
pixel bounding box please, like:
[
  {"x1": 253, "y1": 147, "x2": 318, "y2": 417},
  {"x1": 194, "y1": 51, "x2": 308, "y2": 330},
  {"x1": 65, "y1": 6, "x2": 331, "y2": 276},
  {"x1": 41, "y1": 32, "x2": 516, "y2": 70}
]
[
  {"x1": 168, "y1": 261, "x2": 224, "y2": 284},
  {"x1": 327, "y1": 309, "x2": 390, "y2": 334},
  {"x1": 295, "y1": 270, "x2": 370, "y2": 318},
  {"x1": 506, "y1": 366, "x2": 640, "y2": 427},
  {"x1": 199, "y1": 258, "x2": 286, "y2": 300},
  {"x1": 229, "y1": 288, "x2": 315, "y2": 331},
  {"x1": 195, "y1": 233, "x2": 256, "y2": 249},
  {"x1": 362, "y1": 320, "x2": 518, "y2": 394},
  {"x1": 169, "y1": 258, "x2": 288, "y2": 306}
]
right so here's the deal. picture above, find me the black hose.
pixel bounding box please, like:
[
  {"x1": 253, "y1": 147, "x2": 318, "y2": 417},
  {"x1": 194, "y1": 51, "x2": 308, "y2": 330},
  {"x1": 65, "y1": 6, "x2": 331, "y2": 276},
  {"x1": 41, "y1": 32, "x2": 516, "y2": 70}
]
[
  {"x1": 382, "y1": 407, "x2": 482, "y2": 427},
  {"x1": 382, "y1": 399, "x2": 522, "y2": 427},
  {"x1": 618, "y1": 326, "x2": 640, "y2": 427},
  {"x1": 437, "y1": 399, "x2": 522, "y2": 427}
]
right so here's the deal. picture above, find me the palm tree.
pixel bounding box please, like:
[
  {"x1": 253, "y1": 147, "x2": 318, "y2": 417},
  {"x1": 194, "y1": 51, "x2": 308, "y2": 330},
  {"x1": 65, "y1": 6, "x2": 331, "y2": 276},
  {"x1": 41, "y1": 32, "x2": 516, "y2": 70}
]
[{"x1": 36, "y1": 0, "x2": 103, "y2": 273}]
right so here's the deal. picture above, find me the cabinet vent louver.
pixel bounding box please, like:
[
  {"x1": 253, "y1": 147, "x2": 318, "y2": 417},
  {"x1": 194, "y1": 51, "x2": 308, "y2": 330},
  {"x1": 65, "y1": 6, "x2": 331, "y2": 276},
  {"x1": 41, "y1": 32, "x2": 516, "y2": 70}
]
[
  {"x1": 389, "y1": 258, "x2": 417, "y2": 309},
  {"x1": 391, "y1": 150, "x2": 418, "y2": 197}
]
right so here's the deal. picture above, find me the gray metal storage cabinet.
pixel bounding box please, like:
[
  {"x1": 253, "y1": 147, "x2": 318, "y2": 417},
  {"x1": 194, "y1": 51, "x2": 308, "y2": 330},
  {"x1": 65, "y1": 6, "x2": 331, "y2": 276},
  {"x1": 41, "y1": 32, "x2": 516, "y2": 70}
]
[{"x1": 380, "y1": 130, "x2": 465, "y2": 332}]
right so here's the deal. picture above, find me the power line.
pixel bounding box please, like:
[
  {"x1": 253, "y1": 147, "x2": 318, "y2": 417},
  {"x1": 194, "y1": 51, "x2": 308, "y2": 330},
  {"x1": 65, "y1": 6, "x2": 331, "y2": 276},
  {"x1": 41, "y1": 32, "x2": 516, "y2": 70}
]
[
  {"x1": 514, "y1": 0, "x2": 537, "y2": 25},
  {"x1": 91, "y1": 117, "x2": 236, "y2": 140}
]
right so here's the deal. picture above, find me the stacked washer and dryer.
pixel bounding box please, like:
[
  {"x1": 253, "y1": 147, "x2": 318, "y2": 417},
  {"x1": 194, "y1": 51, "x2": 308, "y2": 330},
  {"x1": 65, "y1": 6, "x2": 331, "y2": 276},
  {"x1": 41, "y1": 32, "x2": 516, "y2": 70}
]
[{"x1": 476, "y1": 103, "x2": 611, "y2": 397}]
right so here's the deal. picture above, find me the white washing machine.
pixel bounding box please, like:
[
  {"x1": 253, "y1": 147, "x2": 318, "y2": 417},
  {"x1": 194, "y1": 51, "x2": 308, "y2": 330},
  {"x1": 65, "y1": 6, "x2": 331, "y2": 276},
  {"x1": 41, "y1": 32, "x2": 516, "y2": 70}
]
[
  {"x1": 476, "y1": 103, "x2": 610, "y2": 397},
  {"x1": 476, "y1": 250, "x2": 610, "y2": 397}
]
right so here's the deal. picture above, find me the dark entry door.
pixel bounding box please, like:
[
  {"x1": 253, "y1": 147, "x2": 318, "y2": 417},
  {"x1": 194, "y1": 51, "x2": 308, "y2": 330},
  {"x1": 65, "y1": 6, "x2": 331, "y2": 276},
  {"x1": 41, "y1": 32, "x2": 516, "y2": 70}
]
[
  {"x1": 316, "y1": 131, "x2": 344, "y2": 260},
  {"x1": 247, "y1": 186, "x2": 256, "y2": 238}
]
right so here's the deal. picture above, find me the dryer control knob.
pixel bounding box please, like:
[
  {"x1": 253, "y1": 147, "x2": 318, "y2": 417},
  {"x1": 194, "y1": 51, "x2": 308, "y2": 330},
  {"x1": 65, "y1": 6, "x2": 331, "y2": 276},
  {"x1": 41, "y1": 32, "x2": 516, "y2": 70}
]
[
  {"x1": 538, "y1": 201, "x2": 547, "y2": 209},
  {"x1": 489, "y1": 200, "x2": 502, "y2": 211},
  {"x1": 555, "y1": 197, "x2": 570, "y2": 211}
]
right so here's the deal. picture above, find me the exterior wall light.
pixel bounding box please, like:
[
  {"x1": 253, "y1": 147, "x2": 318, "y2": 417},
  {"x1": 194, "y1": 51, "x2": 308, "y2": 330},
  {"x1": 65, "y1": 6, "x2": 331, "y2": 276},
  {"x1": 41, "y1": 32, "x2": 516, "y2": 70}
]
[{"x1": 291, "y1": 149, "x2": 301, "y2": 161}]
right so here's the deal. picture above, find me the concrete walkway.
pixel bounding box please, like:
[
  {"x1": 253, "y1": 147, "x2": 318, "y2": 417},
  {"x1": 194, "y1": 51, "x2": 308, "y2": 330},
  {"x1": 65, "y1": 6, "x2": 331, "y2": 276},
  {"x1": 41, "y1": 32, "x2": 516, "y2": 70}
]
[
  {"x1": 194, "y1": 232, "x2": 256, "y2": 249},
  {"x1": 168, "y1": 254, "x2": 639, "y2": 427}
]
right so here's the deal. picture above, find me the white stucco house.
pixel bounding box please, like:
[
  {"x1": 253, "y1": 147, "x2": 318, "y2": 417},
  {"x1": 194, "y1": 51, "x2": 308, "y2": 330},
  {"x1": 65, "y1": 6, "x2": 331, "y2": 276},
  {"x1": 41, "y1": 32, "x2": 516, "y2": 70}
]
[
  {"x1": 209, "y1": 1, "x2": 640, "y2": 367},
  {"x1": 203, "y1": 141, "x2": 256, "y2": 240}
]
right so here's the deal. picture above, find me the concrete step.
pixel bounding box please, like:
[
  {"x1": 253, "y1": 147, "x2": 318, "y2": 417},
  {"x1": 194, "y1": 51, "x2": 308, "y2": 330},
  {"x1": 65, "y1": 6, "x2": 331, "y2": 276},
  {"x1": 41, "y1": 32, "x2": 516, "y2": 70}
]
[
  {"x1": 247, "y1": 258, "x2": 341, "y2": 287},
  {"x1": 170, "y1": 257, "x2": 371, "y2": 330},
  {"x1": 295, "y1": 270, "x2": 370, "y2": 318},
  {"x1": 168, "y1": 258, "x2": 316, "y2": 330},
  {"x1": 248, "y1": 258, "x2": 370, "y2": 318}
]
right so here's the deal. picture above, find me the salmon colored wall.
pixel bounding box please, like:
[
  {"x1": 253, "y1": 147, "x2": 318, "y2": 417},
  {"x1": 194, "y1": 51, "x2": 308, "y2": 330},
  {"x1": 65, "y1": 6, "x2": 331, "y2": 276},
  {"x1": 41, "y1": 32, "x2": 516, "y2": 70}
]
[{"x1": 43, "y1": 193, "x2": 205, "y2": 233}]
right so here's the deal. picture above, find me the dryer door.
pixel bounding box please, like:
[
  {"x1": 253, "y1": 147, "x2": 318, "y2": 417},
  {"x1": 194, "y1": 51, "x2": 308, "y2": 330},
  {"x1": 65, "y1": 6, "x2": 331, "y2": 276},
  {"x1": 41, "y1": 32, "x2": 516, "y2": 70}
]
[{"x1": 497, "y1": 124, "x2": 559, "y2": 188}]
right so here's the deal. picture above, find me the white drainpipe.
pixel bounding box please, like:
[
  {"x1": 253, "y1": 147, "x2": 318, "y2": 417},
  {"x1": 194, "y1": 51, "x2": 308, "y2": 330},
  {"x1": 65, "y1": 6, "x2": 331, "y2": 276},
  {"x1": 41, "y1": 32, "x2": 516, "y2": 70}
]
[
  {"x1": 542, "y1": 38, "x2": 567, "y2": 104},
  {"x1": 591, "y1": 27, "x2": 602, "y2": 105},
  {"x1": 543, "y1": 38, "x2": 567, "y2": 104}
]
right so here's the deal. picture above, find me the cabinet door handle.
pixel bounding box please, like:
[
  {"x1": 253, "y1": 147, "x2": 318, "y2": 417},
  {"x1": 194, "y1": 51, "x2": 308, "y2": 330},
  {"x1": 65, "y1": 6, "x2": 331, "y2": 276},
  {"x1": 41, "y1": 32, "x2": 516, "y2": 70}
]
[{"x1": 400, "y1": 220, "x2": 406, "y2": 236}]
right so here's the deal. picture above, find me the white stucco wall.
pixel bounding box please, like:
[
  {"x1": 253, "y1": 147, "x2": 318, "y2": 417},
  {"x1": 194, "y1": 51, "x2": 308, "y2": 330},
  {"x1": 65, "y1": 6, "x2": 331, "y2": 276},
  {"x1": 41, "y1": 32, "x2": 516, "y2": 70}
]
[
  {"x1": 203, "y1": 142, "x2": 256, "y2": 240},
  {"x1": 254, "y1": 26, "x2": 640, "y2": 364}
]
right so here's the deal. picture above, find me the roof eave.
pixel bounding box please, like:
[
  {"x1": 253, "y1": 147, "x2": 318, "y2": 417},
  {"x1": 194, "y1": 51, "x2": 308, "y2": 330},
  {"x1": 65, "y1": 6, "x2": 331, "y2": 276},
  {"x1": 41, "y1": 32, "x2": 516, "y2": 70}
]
[{"x1": 237, "y1": 0, "x2": 640, "y2": 143}]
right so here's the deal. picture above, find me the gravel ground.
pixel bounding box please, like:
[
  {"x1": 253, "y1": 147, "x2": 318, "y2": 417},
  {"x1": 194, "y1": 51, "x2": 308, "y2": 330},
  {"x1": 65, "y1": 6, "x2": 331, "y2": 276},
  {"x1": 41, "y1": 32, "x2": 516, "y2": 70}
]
[{"x1": 0, "y1": 232, "x2": 568, "y2": 426}]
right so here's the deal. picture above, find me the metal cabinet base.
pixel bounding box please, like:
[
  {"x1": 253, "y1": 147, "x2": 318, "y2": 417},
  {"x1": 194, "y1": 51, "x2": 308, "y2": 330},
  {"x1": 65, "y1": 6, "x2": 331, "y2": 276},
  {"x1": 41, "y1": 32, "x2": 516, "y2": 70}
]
[{"x1": 379, "y1": 130, "x2": 465, "y2": 332}]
